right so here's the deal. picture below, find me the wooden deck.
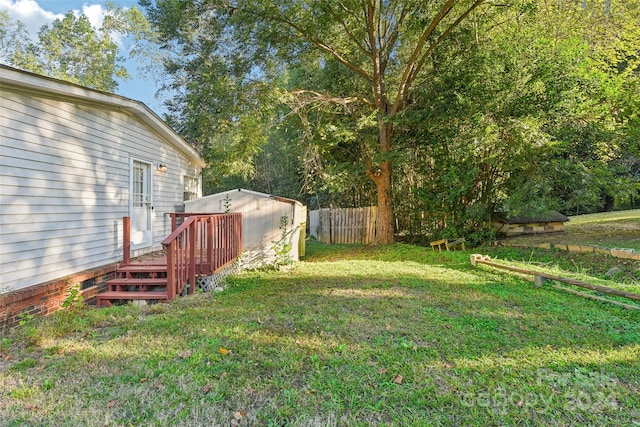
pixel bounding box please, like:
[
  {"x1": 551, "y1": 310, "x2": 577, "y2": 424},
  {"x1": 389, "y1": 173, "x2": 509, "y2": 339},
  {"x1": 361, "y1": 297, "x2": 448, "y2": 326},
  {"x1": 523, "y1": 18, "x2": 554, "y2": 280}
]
[{"x1": 96, "y1": 213, "x2": 242, "y2": 307}]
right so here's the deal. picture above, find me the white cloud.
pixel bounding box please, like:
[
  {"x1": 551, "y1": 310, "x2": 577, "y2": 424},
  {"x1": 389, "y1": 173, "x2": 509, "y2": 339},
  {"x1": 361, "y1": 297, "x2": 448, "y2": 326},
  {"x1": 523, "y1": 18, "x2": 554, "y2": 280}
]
[
  {"x1": 0, "y1": 1, "x2": 109, "y2": 40},
  {"x1": 79, "y1": 3, "x2": 106, "y2": 30},
  {"x1": 0, "y1": 0, "x2": 63, "y2": 37}
]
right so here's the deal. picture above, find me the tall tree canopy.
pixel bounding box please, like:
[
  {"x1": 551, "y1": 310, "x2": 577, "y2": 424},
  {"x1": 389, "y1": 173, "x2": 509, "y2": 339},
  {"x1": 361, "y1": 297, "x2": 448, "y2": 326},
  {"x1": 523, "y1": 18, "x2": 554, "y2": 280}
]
[
  {"x1": 143, "y1": 0, "x2": 499, "y2": 244},
  {"x1": 144, "y1": 0, "x2": 639, "y2": 242},
  {"x1": 8, "y1": 11, "x2": 127, "y2": 91},
  {"x1": 391, "y1": 0, "x2": 640, "y2": 237},
  {"x1": 0, "y1": 10, "x2": 29, "y2": 64},
  {"x1": 1, "y1": 6, "x2": 156, "y2": 92}
]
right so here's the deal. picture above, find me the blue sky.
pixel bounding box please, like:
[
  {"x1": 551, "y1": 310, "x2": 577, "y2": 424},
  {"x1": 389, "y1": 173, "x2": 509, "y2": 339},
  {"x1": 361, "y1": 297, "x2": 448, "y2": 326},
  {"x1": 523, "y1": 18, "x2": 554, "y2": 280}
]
[{"x1": 0, "y1": 0, "x2": 166, "y2": 114}]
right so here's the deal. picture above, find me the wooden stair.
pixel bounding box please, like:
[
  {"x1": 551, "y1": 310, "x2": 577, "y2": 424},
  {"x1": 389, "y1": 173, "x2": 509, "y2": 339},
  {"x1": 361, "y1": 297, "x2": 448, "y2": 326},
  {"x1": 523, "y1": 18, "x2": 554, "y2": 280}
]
[
  {"x1": 96, "y1": 214, "x2": 242, "y2": 308},
  {"x1": 97, "y1": 259, "x2": 169, "y2": 307}
]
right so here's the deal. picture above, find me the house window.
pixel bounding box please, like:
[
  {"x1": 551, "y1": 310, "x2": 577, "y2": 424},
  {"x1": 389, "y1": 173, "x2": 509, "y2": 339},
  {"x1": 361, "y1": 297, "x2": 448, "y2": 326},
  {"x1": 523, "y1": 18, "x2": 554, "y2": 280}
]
[{"x1": 184, "y1": 175, "x2": 199, "y2": 201}]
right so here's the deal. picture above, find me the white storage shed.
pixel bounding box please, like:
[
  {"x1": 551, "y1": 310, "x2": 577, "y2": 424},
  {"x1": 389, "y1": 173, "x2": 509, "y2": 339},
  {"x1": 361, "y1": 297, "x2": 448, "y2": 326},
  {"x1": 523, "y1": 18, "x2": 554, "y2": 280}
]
[{"x1": 184, "y1": 189, "x2": 306, "y2": 268}]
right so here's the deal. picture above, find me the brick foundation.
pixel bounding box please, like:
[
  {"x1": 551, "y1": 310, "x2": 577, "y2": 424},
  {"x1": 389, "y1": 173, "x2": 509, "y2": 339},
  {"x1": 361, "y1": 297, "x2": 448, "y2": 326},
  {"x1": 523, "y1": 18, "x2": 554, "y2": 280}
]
[{"x1": 0, "y1": 263, "x2": 117, "y2": 330}]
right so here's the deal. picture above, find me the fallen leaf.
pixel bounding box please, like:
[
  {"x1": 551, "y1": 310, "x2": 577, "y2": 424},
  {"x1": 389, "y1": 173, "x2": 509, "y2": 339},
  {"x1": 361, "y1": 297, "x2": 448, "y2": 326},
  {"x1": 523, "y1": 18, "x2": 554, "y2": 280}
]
[
  {"x1": 392, "y1": 375, "x2": 403, "y2": 384},
  {"x1": 108, "y1": 400, "x2": 117, "y2": 408},
  {"x1": 174, "y1": 403, "x2": 184, "y2": 416},
  {"x1": 220, "y1": 371, "x2": 228, "y2": 378},
  {"x1": 219, "y1": 347, "x2": 229, "y2": 356},
  {"x1": 444, "y1": 362, "x2": 454, "y2": 369},
  {"x1": 385, "y1": 324, "x2": 392, "y2": 330},
  {"x1": 377, "y1": 367, "x2": 388, "y2": 374},
  {"x1": 155, "y1": 381, "x2": 164, "y2": 389},
  {"x1": 24, "y1": 403, "x2": 39, "y2": 410},
  {"x1": 178, "y1": 351, "x2": 191, "y2": 359},
  {"x1": 516, "y1": 400, "x2": 524, "y2": 407},
  {"x1": 233, "y1": 410, "x2": 247, "y2": 420},
  {"x1": 520, "y1": 325, "x2": 527, "y2": 331},
  {"x1": 140, "y1": 378, "x2": 149, "y2": 383},
  {"x1": 202, "y1": 384, "x2": 213, "y2": 393}
]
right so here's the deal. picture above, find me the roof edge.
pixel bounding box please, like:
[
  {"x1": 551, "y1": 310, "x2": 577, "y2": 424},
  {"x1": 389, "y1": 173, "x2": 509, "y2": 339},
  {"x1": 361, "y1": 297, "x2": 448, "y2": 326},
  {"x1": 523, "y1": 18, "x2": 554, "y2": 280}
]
[{"x1": 185, "y1": 188, "x2": 303, "y2": 206}]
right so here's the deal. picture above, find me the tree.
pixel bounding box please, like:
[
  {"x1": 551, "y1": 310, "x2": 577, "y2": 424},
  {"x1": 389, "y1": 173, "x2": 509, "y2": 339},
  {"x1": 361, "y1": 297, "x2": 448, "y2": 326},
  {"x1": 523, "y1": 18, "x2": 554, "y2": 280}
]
[
  {"x1": 10, "y1": 11, "x2": 127, "y2": 91},
  {"x1": 0, "y1": 11, "x2": 29, "y2": 64},
  {"x1": 536, "y1": 0, "x2": 640, "y2": 212},
  {"x1": 2, "y1": 6, "x2": 157, "y2": 93},
  {"x1": 143, "y1": 0, "x2": 498, "y2": 244},
  {"x1": 393, "y1": 0, "x2": 640, "y2": 231}
]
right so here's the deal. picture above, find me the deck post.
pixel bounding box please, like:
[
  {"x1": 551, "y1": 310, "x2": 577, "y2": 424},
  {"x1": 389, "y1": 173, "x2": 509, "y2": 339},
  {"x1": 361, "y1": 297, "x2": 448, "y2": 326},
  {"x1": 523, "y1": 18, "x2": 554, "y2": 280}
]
[
  {"x1": 166, "y1": 243, "x2": 175, "y2": 300},
  {"x1": 123, "y1": 216, "x2": 131, "y2": 264},
  {"x1": 207, "y1": 217, "x2": 214, "y2": 274},
  {"x1": 171, "y1": 213, "x2": 177, "y2": 232},
  {"x1": 237, "y1": 214, "x2": 243, "y2": 256},
  {"x1": 188, "y1": 220, "x2": 197, "y2": 295},
  {"x1": 218, "y1": 218, "x2": 223, "y2": 267}
]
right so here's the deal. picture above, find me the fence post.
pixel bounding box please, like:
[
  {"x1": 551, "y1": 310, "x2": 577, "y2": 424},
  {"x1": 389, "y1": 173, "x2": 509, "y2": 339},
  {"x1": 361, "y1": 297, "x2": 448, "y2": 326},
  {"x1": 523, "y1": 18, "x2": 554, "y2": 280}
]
[{"x1": 534, "y1": 276, "x2": 547, "y2": 287}]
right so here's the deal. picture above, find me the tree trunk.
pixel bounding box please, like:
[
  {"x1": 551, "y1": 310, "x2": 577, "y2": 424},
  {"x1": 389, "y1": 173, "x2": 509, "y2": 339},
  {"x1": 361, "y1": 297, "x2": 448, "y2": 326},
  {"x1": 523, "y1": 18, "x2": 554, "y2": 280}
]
[
  {"x1": 602, "y1": 194, "x2": 615, "y2": 212},
  {"x1": 373, "y1": 161, "x2": 394, "y2": 244},
  {"x1": 369, "y1": 121, "x2": 395, "y2": 244}
]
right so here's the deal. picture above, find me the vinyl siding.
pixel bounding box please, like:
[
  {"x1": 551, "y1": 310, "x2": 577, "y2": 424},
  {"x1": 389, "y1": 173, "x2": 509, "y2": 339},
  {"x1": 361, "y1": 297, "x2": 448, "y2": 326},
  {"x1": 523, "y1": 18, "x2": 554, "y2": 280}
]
[{"x1": 0, "y1": 86, "x2": 201, "y2": 293}]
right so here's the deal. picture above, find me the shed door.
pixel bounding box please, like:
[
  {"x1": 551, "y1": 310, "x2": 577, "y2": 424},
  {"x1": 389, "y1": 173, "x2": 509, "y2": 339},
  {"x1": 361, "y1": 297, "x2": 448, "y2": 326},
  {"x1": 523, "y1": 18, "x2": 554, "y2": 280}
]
[{"x1": 130, "y1": 159, "x2": 152, "y2": 248}]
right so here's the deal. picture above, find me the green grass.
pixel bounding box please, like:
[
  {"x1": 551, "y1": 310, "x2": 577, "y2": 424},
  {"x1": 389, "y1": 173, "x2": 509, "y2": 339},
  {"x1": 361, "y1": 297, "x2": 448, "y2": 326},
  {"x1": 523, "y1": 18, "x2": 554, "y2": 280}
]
[
  {"x1": 1, "y1": 242, "x2": 639, "y2": 426},
  {"x1": 567, "y1": 210, "x2": 640, "y2": 225}
]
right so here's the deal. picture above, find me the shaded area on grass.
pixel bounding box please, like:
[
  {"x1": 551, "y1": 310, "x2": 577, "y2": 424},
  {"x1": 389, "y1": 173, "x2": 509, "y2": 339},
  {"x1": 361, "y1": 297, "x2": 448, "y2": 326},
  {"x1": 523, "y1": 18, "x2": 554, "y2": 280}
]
[{"x1": 1, "y1": 242, "x2": 639, "y2": 426}]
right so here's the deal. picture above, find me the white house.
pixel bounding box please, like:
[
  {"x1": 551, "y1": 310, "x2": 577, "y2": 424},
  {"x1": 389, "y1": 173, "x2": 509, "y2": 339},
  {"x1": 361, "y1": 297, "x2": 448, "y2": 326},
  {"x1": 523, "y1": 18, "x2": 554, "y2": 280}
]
[
  {"x1": 0, "y1": 65, "x2": 205, "y2": 324},
  {"x1": 184, "y1": 189, "x2": 306, "y2": 268}
]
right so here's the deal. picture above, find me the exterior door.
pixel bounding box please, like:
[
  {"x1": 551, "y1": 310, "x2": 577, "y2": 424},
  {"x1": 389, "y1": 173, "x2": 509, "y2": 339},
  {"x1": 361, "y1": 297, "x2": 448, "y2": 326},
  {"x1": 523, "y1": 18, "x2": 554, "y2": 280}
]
[{"x1": 130, "y1": 159, "x2": 152, "y2": 248}]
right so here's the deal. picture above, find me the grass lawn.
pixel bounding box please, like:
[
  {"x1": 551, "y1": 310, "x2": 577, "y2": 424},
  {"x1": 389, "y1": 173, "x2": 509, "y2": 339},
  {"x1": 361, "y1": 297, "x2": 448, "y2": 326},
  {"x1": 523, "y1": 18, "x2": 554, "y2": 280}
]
[
  {"x1": 500, "y1": 209, "x2": 640, "y2": 251},
  {"x1": 1, "y1": 243, "x2": 639, "y2": 426}
]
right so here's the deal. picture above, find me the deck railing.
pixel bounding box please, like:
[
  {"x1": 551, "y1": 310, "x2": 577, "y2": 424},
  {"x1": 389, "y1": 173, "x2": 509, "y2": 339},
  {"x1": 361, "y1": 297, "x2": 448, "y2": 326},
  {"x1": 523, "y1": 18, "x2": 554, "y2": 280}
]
[{"x1": 162, "y1": 213, "x2": 242, "y2": 300}]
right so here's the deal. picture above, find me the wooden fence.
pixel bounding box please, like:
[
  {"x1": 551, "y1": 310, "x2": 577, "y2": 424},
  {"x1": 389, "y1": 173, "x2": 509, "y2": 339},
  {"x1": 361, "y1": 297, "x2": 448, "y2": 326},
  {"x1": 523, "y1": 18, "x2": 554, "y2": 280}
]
[{"x1": 309, "y1": 207, "x2": 377, "y2": 244}]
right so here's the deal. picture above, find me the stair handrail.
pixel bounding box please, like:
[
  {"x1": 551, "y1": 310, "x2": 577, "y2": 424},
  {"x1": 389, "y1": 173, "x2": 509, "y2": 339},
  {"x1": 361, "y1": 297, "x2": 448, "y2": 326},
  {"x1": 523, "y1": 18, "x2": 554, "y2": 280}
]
[
  {"x1": 162, "y1": 216, "x2": 197, "y2": 300},
  {"x1": 162, "y1": 213, "x2": 243, "y2": 300}
]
